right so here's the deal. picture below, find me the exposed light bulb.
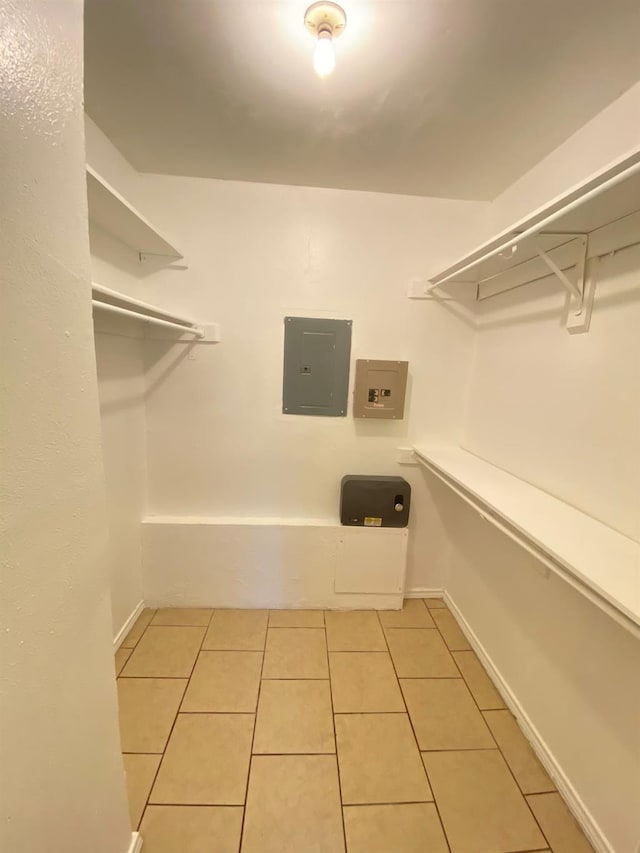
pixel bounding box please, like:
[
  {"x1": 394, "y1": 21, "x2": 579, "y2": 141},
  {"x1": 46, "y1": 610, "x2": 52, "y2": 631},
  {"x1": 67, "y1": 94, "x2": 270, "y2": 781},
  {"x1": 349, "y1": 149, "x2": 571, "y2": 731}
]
[{"x1": 314, "y1": 31, "x2": 335, "y2": 77}]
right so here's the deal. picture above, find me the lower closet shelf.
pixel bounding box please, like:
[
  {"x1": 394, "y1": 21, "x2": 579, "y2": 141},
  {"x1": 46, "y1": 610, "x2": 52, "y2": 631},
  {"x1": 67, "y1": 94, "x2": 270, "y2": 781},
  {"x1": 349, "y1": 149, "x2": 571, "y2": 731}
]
[
  {"x1": 413, "y1": 445, "x2": 640, "y2": 636},
  {"x1": 92, "y1": 283, "x2": 220, "y2": 342}
]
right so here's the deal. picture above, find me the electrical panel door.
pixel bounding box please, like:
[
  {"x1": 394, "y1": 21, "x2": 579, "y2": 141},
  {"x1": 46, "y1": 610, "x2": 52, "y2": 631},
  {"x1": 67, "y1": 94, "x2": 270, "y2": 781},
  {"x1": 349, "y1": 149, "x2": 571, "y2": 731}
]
[{"x1": 282, "y1": 316, "x2": 352, "y2": 416}]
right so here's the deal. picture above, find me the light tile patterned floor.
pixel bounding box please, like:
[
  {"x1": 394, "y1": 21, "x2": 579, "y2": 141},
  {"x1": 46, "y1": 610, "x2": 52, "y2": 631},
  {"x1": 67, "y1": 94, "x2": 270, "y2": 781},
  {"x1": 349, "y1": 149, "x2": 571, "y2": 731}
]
[{"x1": 115, "y1": 600, "x2": 593, "y2": 853}]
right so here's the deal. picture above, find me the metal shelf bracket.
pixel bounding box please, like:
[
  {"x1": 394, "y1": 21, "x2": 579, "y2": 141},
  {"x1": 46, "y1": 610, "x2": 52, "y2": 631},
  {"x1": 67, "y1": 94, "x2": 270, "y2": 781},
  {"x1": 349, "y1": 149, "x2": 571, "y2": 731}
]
[
  {"x1": 139, "y1": 252, "x2": 188, "y2": 270},
  {"x1": 532, "y1": 233, "x2": 593, "y2": 333},
  {"x1": 533, "y1": 232, "x2": 587, "y2": 294}
]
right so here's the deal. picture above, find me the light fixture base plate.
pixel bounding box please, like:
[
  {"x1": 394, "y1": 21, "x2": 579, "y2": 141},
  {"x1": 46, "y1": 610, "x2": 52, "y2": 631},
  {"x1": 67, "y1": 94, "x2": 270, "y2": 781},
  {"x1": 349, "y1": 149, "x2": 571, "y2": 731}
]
[{"x1": 304, "y1": 2, "x2": 347, "y2": 38}]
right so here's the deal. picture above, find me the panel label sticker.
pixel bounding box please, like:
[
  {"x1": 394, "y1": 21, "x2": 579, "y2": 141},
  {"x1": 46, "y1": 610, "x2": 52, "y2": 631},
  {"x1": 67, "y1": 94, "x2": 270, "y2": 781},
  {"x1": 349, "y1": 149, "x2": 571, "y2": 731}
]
[{"x1": 364, "y1": 517, "x2": 382, "y2": 527}]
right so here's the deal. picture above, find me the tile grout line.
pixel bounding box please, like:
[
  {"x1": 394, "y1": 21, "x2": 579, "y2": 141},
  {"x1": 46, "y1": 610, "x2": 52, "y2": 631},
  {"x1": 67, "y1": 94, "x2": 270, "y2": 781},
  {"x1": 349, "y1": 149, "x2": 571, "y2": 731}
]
[
  {"x1": 135, "y1": 607, "x2": 217, "y2": 833},
  {"x1": 324, "y1": 610, "x2": 349, "y2": 853},
  {"x1": 117, "y1": 605, "x2": 568, "y2": 850},
  {"x1": 432, "y1": 602, "x2": 554, "y2": 851},
  {"x1": 237, "y1": 613, "x2": 268, "y2": 853},
  {"x1": 120, "y1": 607, "x2": 157, "y2": 653},
  {"x1": 375, "y1": 607, "x2": 454, "y2": 853}
]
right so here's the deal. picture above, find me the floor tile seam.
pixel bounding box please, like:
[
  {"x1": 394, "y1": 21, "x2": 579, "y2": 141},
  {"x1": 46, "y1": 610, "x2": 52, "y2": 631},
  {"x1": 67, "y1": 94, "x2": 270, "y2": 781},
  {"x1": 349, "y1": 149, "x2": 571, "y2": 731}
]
[
  {"x1": 327, "y1": 646, "x2": 388, "y2": 653},
  {"x1": 200, "y1": 646, "x2": 267, "y2": 652},
  {"x1": 480, "y1": 710, "x2": 558, "y2": 795},
  {"x1": 400, "y1": 675, "x2": 499, "y2": 753},
  {"x1": 238, "y1": 612, "x2": 268, "y2": 853},
  {"x1": 342, "y1": 800, "x2": 442, "y2": 809},
  {"x1": 259, "y1": 677, "x2": 331, "y2": 682},
  {"x1": 122, "y1": 750, "x2": 165, "y2": 756},
  {"x1": 260, "y1": 675, "x2": 329, "y2": 681},
  {"x1": 142, "y1": 803, "x2": 243, "y2": 810},
  {"x1": 427, "y1": 619, "x2": 501, "y2": 754},
  {"x1": 398, "y1": 675, "x2": 464, "y2": 680},
  {"x1": 331, "y1": 710, "x2": 407, "y2": 715},
  {"x1": 250, "y1": 750, "x2": 337, "y2": 756},
  {"x1": 429, "y1": 610, "x2": 472, "y2": 653},
  {"x1": 419, "y1": 746, "x2": 501, "y2": 753},
  {"x1": 122, "y1": 608, "x2": 157, "y2": 651},
  {"x1": 326, "y1": 621, "x2": 349, "y2": 853},
  {"x1": 438, "y1": 617, "x2": 556, "y2": 836},
  {"x1": 327, "y1": 649, "x2": 389, "y2": 654},
  {"x1": 333, "y1": 710, "x2": 412, "y2": 718},
  {"x1": 341, "y1": 796, "x2": 435, "y2": 806},
  {"x1": 148, "y1": 797, "x2": 247, "y2": 807},
  {"x1": 422, "y1": 734, "x2": 552, "y2": 853},
  {"x1": 138, "y1": 613, "x2": 212, "y2": 831},
  {"x1": 117, "y1": 675, "x2": 189, "y2": 682},
  {"x1": 176, "y1": 710, "x2": 257, "y2": 715},
  {"x1": 377, "y1": 607, "x2": 454, "y2": 853},
  {"x1": 381, "y1": 615, "x2": 464, "y2": 679},
  {"x1": 521, "y1": 793, "x2": 557, "y2": 851}
]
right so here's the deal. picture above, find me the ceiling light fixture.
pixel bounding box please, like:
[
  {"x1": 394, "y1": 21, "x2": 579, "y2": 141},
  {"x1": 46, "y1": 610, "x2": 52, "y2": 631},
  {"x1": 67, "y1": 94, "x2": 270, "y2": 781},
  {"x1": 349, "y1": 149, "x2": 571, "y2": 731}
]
[{"x1": 304, "y1": 2, "x2": 347, "y2": 78}]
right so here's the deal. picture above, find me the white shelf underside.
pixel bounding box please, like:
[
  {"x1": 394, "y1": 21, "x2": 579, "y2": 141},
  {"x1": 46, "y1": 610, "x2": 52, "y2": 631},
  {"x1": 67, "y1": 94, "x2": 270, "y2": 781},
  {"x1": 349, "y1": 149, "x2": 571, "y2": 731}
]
[
  {"x1": 86, "y1": 165, "x2": 183, "y2": 259},
  {"x1": 413, "y1": 445, "x2": 640, "y2": 637}
]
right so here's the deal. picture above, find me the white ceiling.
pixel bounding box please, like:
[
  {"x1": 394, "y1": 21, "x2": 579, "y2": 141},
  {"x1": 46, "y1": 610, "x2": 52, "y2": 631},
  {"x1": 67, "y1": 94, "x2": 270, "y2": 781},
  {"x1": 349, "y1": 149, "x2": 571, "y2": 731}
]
[{"x1": 84, "y1": 0, "x2": 640, "y2": 200}]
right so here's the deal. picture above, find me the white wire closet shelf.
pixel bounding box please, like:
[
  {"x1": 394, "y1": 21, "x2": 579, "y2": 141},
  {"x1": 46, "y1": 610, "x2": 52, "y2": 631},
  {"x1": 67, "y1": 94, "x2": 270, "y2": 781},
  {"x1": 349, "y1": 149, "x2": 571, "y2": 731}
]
[
  {"x1": 413, "y1": 445, "x2": 640, "y2": 638},
  {"x1": 86, "y1": 166, "x2": 184, "y2": 262},
  {"x1": 92, "y1": 283, "x2": 219, "y2": 341},
  {"x1": 414, "y1": 149, "x2": 640, "y2": 332}
]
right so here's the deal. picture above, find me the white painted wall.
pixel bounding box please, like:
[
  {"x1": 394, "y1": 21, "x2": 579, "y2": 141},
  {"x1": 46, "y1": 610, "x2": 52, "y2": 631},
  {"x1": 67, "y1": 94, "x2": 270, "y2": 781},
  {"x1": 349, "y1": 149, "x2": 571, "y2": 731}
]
[
  {"x1": 134, "y1": 173, "x2": 488, "y2": 594},
  {"x1": 433, "y1": 92, "x2": 640, "y2": 852},
  {"x1": 465, "y1": 246, "x2": 640, "y2": 540},
  {"x1": 0, "y1": 4, "x2": 131, "y2": 852},
  {"x1": 94, "y1": 329, "x2": 147, "y2": 636},
  {"x1": 489, "y1": 80, "x2": 640, "y2": 230},
  {"x1": 85, "y1": 116, "x2": 151, "y2": 638},
  {"x1": 439, "y1": 499, "x2": 640, "y2": 853}
]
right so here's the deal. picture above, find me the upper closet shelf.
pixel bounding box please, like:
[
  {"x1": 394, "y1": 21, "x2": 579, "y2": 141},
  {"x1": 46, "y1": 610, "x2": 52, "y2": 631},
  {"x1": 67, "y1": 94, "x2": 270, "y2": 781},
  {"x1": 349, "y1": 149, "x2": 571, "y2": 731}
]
[
  {"x1": 413, "y1": 445, "x2": 640, "y2": 638},
  {"x1": 92, "y1": 283, "x2": 219, "y2": 342},
  {"x1": 411, "y1": 149, "x2": 640, "y2": 333},
  {"x1": 86, "y1": 165, "x2": 184, "y2": 263}
]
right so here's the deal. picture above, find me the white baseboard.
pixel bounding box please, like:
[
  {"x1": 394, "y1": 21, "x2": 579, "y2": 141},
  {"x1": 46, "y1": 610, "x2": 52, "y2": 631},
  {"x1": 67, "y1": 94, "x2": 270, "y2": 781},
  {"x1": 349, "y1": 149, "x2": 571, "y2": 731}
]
[
  {"x1": 113, "y1": 600, "x2": 145, "y2": 652},
  {"x1": 405, "y1": 587, "x2": 444, "y2": 600},
  {"x1": 127, "y1": 832, "x2": 143, "y2": 853},
  {"x1": 444, "y1": 592, "x2": 612, "y2": 853}
]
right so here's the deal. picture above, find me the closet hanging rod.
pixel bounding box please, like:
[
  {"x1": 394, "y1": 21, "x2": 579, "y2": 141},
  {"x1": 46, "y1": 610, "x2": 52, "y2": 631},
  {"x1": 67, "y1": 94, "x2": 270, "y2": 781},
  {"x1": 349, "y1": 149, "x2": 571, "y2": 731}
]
[
  {"x1": 92, "y1": 282, "x2": 198, "y2": 325},
  {"x1": 92, "y1": 300, "x2": 205, "y2": 338}
]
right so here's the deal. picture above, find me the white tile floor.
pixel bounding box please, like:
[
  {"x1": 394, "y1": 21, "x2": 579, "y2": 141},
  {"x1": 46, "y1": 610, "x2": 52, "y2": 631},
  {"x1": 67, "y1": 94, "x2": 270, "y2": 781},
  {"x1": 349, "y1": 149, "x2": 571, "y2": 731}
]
[{"x1": 115, "y1": 600, "x2": 593, "y2": 852}]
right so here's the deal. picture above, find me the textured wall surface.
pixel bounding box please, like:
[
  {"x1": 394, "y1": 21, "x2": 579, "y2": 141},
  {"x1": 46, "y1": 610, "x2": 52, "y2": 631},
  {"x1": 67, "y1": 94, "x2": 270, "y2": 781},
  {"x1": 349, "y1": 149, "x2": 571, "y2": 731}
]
[{"x1": 0, "y1": 3, "x2": 131, "y2": 851}]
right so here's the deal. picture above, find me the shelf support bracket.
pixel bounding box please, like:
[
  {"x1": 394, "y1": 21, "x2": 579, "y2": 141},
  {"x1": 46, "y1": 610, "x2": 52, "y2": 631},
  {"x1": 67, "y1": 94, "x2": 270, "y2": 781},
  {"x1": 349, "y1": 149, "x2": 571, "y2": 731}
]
[
  {"x1": 534, "y1": 234, "x2": 593, "y2": 333},
  {"x1": 139, "y1": 252, "x2": 188, "y2": 270},
  {"x1": 534, "y1": 242, "x2": 583, "y2": 298}
]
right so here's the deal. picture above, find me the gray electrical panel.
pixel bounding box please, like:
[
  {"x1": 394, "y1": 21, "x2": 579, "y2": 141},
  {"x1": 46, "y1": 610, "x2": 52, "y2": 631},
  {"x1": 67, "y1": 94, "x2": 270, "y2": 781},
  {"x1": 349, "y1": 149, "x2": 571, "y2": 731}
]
[{"x1": 282, "y1": 317, "x2": 352, "y2": 416}]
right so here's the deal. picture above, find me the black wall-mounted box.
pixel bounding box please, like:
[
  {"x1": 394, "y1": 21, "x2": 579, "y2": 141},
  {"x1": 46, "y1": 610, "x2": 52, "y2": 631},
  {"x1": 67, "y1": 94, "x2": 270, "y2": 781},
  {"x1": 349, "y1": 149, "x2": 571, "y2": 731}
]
[{"x1": 340, "y1": 475, "x2": 411, "y2": 527}]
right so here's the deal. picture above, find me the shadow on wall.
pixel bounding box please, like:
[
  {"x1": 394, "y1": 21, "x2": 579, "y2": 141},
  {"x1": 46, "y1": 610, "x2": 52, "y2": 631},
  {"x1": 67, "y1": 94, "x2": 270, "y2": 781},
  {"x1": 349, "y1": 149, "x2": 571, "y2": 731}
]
[
  {"x1": 421, "y1": 467, "x2": 640, "y2": 747},
  {"x1": 89, "y1": 225, "x2": 181, "y2": 278},
  {"x1": 476, "y1": 246, "x2": 640, "y2": 333},
  {"x1": 95, "y1": 326, "x2": 195, "y2": 416}
]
